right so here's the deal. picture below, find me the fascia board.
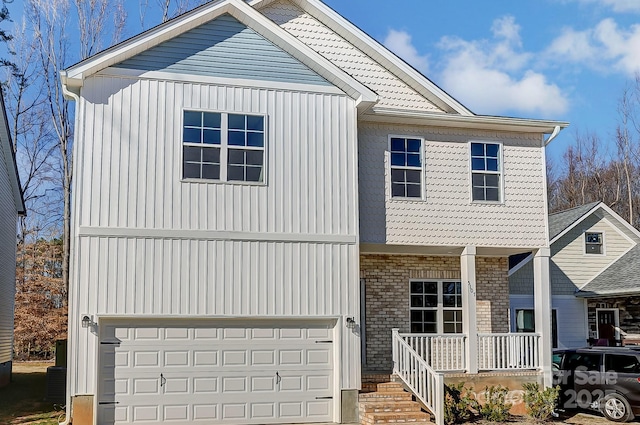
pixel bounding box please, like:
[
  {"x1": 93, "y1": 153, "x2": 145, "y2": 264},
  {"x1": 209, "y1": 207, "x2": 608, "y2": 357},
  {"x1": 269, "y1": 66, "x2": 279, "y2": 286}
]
[
  {"x1": 61, "y1": 0, "x2": 377, "y2": 104},
  {"x1": 0, "y1": 96, "x2": 25, "y2": 215},
  {"x1": 360, "y1": 108, "x2": 569, "y2": 135},
  {"x1": 252, "y1": 0, "x2": 473, "y2": 115},
  {"x1": 598, "y1": 203, "x2": 640, "y2": 241}
]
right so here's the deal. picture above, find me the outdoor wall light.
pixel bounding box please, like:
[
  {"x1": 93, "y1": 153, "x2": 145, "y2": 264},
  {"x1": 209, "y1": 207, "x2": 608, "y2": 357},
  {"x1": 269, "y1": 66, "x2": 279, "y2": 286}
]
[
  {"x1": 81, "y1": 315, "x2": 92, "y2": 328},
  {"x1": 346, "y1": 317, "x2": 356, "y2": 329}
]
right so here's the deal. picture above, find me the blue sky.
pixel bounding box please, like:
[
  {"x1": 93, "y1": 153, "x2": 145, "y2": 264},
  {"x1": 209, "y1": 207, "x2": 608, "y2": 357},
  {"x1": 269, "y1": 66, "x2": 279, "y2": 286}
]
[
  {"x1": 320, "y1": 0, "x2": 640, "y2": 162},
  {"x1": 9, "y1": 0, "x2": 640, "y2": 163}
]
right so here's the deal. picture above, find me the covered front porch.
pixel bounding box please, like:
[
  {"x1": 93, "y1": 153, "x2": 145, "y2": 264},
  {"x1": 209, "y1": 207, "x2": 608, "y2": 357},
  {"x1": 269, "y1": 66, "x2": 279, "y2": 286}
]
[{"x1": 359, "y1": 245, "x2": 553, "y2": 425}]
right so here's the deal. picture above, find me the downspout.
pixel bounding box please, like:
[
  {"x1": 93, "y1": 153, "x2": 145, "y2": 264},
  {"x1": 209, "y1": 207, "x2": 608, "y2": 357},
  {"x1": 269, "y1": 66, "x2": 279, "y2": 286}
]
[
  {"x1": 543, "y1": 125, "x2": 561, "y2": 146},
  {"x1": 58, "y1": 73, "x2": 78, "y2": 425}
]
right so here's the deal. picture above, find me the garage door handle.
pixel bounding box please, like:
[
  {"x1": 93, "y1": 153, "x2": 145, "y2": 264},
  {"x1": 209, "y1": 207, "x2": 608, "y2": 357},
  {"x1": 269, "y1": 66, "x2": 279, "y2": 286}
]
[
  {"x1": 160, "y1": 373, "x2": 166, "y2": 387},
  {"x1": 275, "y1": 372, "x2": 281, "y2": 385}
]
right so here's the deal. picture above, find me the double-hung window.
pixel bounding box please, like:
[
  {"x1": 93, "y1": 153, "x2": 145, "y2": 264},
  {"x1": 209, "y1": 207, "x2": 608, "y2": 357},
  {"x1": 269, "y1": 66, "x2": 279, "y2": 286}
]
[
  {"x1": 410, "y1": 281, "x2": 463, "y2": 334},
  {"x1": 390, "y1": 137, "x2": 423, "y2": 198},
  {"x1": 471, "y1": 142, "x2": 501, "y2": 202},
  {"x1": 182, "y1": 110, "x2": 265, "y2": 183},
  {"x1": 515, "y1": 309, "x2": 558, "y2": 348}
]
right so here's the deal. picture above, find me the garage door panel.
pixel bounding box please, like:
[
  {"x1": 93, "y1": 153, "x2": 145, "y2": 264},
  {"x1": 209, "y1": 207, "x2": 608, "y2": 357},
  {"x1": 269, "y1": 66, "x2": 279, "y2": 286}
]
[{"x1": 98, "y1": 322, "x2": 335, "y2": 425}]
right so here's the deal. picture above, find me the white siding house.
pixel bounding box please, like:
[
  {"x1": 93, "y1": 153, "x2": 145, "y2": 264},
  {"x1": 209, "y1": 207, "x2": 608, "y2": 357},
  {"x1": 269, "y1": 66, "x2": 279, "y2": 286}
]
[
  {"x1": 61, "y1": 0, "x2": 567, "y2": 424},
  {"x1": 0, "y1": 94, "x2": 26, "y2": 387}
]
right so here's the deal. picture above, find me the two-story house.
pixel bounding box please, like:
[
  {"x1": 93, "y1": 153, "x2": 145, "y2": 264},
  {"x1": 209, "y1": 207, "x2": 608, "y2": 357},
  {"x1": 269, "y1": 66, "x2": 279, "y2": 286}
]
[
  {"x1": 60, "y1": 0, "x2": 567, "y2": 424},
  {"x1": 510, "y1": 202, "x2": 640, "y2": 349},
  {"x1": 0, "y1": 94, "x2": 26, "y2": 387}
]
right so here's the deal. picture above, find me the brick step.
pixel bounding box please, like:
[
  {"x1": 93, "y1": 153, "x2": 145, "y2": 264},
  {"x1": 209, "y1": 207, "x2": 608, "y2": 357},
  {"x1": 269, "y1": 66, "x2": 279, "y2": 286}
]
[
  {"x1": 359, "y1": 400, "x2": 422, "y2": 414},
  {"x1": 377, "y1": 382, "x2": 404, "y2": 392},
  {"x1": 361, "y1": 382, "x2": 378, "y2": 393},
  {"x1": 361, "y1": 411, "x2": 431, "y2": 425},
  {"x1": 359, "y1": 391, "x2": 413, "y2": 402}
]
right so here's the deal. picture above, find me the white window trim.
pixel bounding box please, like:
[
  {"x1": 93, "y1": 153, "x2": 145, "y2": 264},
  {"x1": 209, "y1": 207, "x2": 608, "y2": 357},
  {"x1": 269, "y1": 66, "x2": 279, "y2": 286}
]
[
  {"x1": 180, "y1": 108, "x2": 268, "y2": 185},
  {"x1": 388, "y1": 135, "x2": 425, "y2": 201},
  {"x1": 468, "y1": 140, "x2": 504, "y2": 204},
  {"x1": 583, "y1": 230, "x2": 606, "y2": 256},
  {"x1": 409, "y1": 279, "x2": 463, "y2": 334}
]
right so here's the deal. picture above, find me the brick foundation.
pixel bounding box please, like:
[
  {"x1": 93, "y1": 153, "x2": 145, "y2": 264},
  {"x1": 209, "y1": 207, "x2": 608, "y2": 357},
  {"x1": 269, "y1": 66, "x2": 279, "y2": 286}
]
[{"x1": 360, "y1": 254, "x2": 509, "y2": 373}]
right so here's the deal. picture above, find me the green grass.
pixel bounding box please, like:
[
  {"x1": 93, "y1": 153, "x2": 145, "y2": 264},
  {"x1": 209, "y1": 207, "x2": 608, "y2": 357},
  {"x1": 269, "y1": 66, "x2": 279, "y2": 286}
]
[{"x1": 0, "y1": 362, "x2": 64, "y2": 425}]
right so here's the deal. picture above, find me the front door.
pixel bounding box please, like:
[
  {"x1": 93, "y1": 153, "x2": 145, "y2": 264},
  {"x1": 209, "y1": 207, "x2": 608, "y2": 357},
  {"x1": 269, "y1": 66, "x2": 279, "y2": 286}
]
[{"x1": 597, "y1": 309, "x2": 618, "y2": 345}]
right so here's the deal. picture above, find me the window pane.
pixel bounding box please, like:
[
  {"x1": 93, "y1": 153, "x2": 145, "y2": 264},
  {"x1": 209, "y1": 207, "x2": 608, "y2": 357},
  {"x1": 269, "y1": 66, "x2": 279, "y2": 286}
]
[
  {"x1": 228, "y1": 130, "x2": 245, "y2": 146},
  {"x1": 586, "y1": 233, "x2": 602, "y2": 243},
  {"x1": 201, "y1": 164, "x2": 220, "y2": 180},
  {"x1": 247, "y1": 132, "x2": 264, "y2": 147},
  {"x1": 471, "y1": 157, "x2": 485, "y2": 171},
  {"x1": 443, "y1": 282, "x2": 458, "y2": 295},
  {"x1": 407, "y1": 139, "x2": 421, "y2": 152},
  {"x1": 184, "y1": 111, "x2": 202, "y2": 127},
  {"x1": 473, "y1": 187, "x2": 485, "y2": 201},
  {"x1": 411, "y1": 295, "x2": 424, "y2": 307},
  {"x1": 423, "y1": 310, "x2": 437, "y2": 324},
  {"x1": 391, "y1": 169, "x2": 405, "y2": 183},
  {"x1": 202, "y1": 147, "x2": 220, "y2": 164},
  {"x1": 183, "y1": 146, "x2": 201, "y2": 162},
  {"x1": 228, "y1": 149, "x2": 245, "y2": 165},
  {"x1": 183, "y1": 162, "x2": 200, "y2": 179},
  {"x1": 411, "y1": 281, "x2": 423, "y2": 293},
  {"x1": 411, "y1": 310, "x2": 423, "y2": 322},
  {"x1": 247, "y1": 115, "x2": 264, "y2": 131},
  {"x1": 443, "y1": 322, "x2": 456, "y2": 333},
  {"x1": 391, "y1": 183, "x2": 405, "y2": 197},
  {"x1": 485, "y1": 188, "x2": 500, "y2": 202},
  {"x1": 228, "y1": 114, "x2": 246, "y2": 130},
  {"x1": 424, "y1": 282, "x2": 437, "y2": 294},
  {"x1": 406, "y1": 184, "x2": 421, "y2": 198},
  {"x1": 471, "y1": 143, "x2": 484, "y2": 156},
  {"x1": 405, "y1": 170, "x2": 421, "y2": 183},
  {"x1": 486, "y1": 158, "x2": 499, "y2": 172},
  {"x1": 203, "y1": 112, "x2": 221, "y2": 128},
  {"x1": 423, "y1": 323, "x2": 437, "y2": 333},
  {"x1": 390, "y1": 138, "x2": 405, "y2": 152},
  {"x1": 586, "y1": 244, "x2": 602, "y2": 254},
  {"x1": 183, "y1": 128, "x2": 201, "y2": 143},
  {"x1": 443, "y1": 295, "x2": 456, "y2": 307},
  {"x1": 411, "y1": 323, "x2": 423, "y2": 333},
  {"x1": 246, "y1": 151, "x2": 264, "y2": 166},
  {"x1": 228, "y1": 165, "x2": 244, "y2": 181},
  {"x1": 202, "y1": 129, "x2": 221, "y2": 144},
  {"x1": 486, "y1": 143, "x2": 499, "y2": 157},
  {"x1": 485, "y1": 174, "x2": 499, "y2": 187},
  {"x1": 391, "y1": 153, "x2": 406, "y2": 166},
  {"x1": 605, "y1": 354, "x2": 640, "y2": 374},
  {"x1": 472, "y1": 174, "x2": 485, "y2": 186},
  {"x1": 246, "y1": 166, "x2": 263, "y2": 182},
  {"x1": 407, "y1": 153, "x2": 421, "y2": 167},
  {"x1": 424, "y1": 295, "x2": 438, "y2": 307}
]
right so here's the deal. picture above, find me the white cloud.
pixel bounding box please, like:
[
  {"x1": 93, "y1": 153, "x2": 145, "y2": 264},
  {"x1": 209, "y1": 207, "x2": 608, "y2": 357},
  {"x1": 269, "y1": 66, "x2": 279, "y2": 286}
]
[
  {"x1": 436, "y1": 16, "x2": 568, "y2": 116},
  {"x1": 566, "y1": 0, "x2": 640, "y2": 13},
  {"x1": 383, "y1": 29, "x2": 430, "y2": 73},
  {"x1": 546, "y1": 19, "x2": 640, "y2": 75}
]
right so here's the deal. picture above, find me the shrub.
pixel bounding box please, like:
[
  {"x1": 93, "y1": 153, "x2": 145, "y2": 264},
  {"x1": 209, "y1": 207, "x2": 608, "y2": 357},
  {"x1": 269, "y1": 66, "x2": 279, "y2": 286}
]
[
  {"x1": 522, "y1": 382, "x2": 560, "y2": 422},
  {"x1": 443, "y1": 382, "x2": 478, "y2": 425},
  {"x1": 478, "y1": 385, "x2": 512, "y2": 422}
]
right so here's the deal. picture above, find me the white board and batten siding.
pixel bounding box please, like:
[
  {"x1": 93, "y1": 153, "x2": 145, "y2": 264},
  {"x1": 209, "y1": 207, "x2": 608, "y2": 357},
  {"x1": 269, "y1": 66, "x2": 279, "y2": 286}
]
[
  {"x1": 68, "y1": 72, "x2": 361, "y2": 421},
  {"x1": 0, "y1": 144, "x2": 18, "y2": 368},
  {"x1": 358, "y1": 123, "x2": 548, "y2": 248}
]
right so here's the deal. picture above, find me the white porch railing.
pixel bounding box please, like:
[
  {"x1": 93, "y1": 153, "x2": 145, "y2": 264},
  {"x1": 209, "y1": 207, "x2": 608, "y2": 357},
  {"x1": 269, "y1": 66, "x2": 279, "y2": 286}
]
[
  {"x1": 477, "y1": 333, "x2": 540, "y2": 370},
  {"x1": 399, "y1": 333, "x2": 467, "y2": 371},
  {"x1": 392, "y1": 329, "x2": 445, "y2": 425}
]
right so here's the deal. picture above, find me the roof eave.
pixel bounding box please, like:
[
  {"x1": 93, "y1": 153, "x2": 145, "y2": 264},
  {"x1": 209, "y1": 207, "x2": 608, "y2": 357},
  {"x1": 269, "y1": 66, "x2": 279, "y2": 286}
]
[{"x1": 361, "y1": 107, "x2": 569, "y2": 134}]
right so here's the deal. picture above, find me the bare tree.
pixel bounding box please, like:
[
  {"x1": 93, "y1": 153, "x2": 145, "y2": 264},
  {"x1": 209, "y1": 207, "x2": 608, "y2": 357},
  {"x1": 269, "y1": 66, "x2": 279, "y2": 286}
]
[{"x1": 140, "y1": 0, "x2": 210, "y2": 27}]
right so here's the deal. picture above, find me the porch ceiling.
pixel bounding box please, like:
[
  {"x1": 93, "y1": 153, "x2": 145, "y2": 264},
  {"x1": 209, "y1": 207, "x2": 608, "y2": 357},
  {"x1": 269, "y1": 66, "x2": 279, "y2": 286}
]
[{"x1": 359, "y1": 243, "x2": 537, "y2": 257}]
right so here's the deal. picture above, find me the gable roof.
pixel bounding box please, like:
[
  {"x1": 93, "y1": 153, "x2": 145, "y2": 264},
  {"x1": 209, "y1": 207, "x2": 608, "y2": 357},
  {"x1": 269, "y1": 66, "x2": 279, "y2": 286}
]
[
  {"x1": 0, "y1": 94, "x2": 25, "y2": 216},
  {"x1": 61, "y1": 0, "x2": 377, "y2": 106},
  {"x1": 548, "y1": 202, "x2": 600, "y2": 241},
  {"x1": 576, "y1": 245, "x2": 640, "y2": 298}
]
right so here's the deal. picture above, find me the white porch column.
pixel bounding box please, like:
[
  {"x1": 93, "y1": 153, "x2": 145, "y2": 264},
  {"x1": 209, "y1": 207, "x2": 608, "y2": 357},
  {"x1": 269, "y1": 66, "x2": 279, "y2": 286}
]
[
  {"x1": 461, "y1": 246, "x2": 478, "y2": 374},
  {"x1": 533, "y1": 247, "x2": 552, "y2": 387}
]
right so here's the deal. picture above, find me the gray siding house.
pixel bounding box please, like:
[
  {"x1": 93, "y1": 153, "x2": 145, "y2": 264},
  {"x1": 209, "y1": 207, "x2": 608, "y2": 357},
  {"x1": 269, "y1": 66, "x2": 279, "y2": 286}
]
[{"x1": 0, "y1": 94, "x2": 26, "y2": 387}]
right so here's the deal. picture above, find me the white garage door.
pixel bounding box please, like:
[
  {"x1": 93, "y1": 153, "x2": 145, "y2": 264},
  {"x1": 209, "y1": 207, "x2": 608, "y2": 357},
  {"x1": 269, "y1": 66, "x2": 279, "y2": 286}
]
[{"x1": 97, "y1": 320, "x2": 335, "y2": 425}]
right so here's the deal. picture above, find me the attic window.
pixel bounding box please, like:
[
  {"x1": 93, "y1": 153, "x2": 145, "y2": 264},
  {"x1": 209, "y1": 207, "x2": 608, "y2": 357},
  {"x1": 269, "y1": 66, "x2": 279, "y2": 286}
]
[{"x1": 585, "y1": 232, "x2": 603, "y2": 255}]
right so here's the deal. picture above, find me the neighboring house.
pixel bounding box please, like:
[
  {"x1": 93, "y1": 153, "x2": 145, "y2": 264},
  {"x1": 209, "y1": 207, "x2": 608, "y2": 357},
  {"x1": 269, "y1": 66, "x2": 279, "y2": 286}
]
[
  {"x1": 510, "y1": 202, "x2": 640, "y2": 349},
  {"x1": 60, "y1": 0, "x2": 566, "y2": 424},
  {"x1": 0, "y1": 94, "x2": 27, "y2": 387}
]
